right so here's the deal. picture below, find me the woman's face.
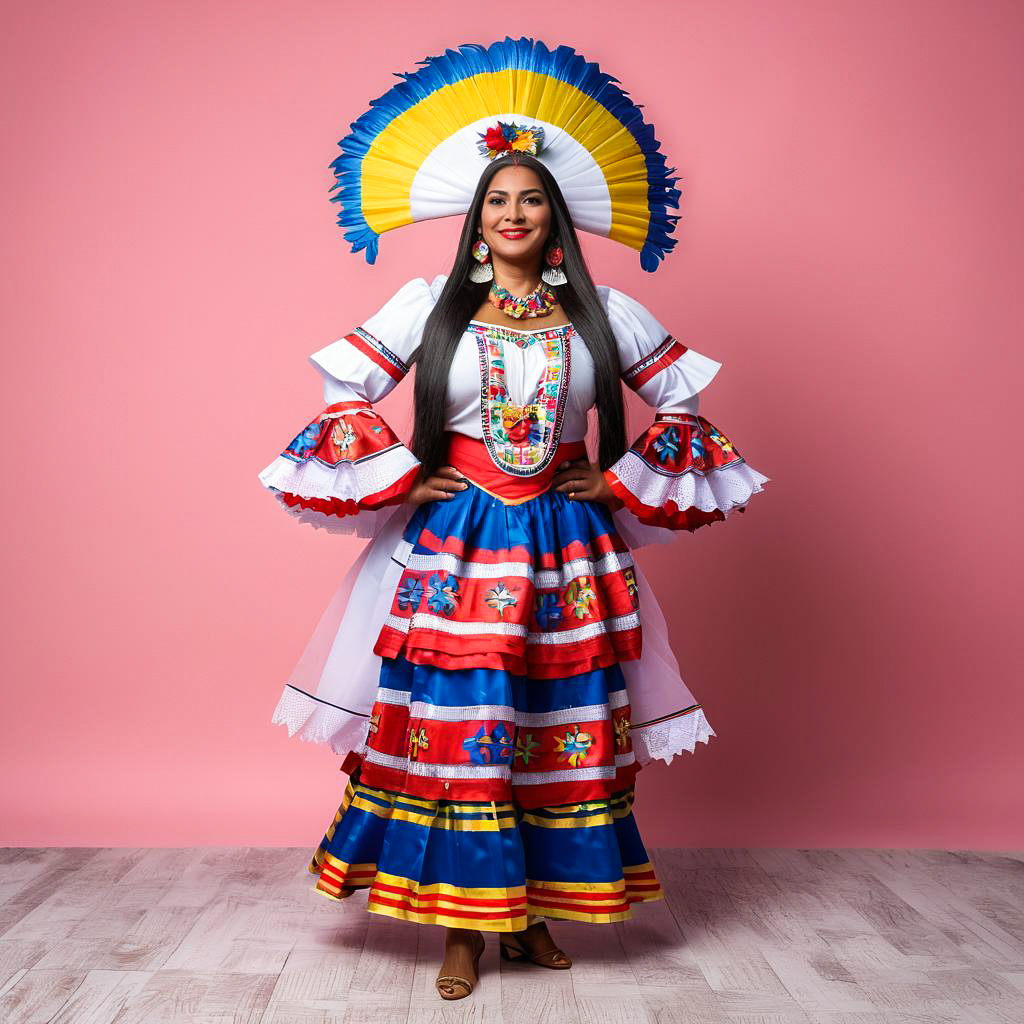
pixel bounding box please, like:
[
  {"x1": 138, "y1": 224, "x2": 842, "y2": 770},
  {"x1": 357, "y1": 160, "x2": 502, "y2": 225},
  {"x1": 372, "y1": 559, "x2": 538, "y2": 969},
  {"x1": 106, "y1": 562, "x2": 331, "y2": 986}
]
[{"x1": 478, "y1": 164, "x2": 552, "y2": 271}]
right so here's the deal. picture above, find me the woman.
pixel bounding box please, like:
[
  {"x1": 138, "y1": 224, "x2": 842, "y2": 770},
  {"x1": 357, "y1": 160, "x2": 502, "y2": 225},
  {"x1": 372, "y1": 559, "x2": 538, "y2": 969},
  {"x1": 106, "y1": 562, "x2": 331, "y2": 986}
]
[{"x1": 258, "y1": 41, "x2": 769, "y2": 1000}]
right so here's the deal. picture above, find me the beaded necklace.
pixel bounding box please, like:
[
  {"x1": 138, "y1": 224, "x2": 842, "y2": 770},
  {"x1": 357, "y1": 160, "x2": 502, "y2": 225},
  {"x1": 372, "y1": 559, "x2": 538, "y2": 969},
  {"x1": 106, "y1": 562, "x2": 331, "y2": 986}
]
[{"x1": 487, "y1": 280, "x2": 559, "y2": 319}]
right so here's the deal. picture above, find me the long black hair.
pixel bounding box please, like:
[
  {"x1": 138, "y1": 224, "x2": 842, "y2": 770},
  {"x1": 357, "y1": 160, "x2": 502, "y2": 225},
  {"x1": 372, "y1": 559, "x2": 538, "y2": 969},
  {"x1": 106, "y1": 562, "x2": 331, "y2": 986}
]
[{"x1": 408, "y1": 153, "x2": 627, "y2": 478}]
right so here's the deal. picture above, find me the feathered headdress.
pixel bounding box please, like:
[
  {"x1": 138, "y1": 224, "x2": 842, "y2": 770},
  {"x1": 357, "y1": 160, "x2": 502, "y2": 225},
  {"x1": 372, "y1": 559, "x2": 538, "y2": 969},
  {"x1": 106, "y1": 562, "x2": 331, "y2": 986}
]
[{"x1": 329, "y1": 38, "x2": 682, "y2": 272}]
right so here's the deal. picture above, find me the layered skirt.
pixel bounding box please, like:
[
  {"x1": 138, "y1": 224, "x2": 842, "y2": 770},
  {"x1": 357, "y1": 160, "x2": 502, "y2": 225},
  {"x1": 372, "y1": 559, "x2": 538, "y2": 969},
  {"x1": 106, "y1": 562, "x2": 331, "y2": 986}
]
[{"x1": 307, "y1": 437, "x2": 666, "y2": 930}]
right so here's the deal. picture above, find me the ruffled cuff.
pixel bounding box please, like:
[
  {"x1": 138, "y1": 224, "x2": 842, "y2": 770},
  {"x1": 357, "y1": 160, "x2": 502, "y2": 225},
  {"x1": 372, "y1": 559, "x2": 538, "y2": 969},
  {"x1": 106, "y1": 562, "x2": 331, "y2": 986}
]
[
  {"x1": 258, "y1": 399, "x2": 421, "y2": 536},
  {"x1": 603, "y1": 412, "x2": 769, "y2": 532}
]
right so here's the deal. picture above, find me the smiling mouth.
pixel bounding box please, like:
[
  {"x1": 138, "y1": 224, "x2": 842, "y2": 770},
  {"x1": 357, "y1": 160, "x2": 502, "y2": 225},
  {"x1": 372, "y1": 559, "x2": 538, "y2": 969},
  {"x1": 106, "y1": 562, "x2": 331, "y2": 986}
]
[{"x1": 499, "y1": 229, "x2": 530, "y2": 238}]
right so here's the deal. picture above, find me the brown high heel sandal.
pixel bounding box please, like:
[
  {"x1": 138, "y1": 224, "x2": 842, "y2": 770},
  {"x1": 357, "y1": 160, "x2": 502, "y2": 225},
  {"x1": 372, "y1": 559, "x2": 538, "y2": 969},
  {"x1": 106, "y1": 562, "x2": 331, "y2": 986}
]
[
  {"x1": 499, "y1": 920, "x2": 572, "y2": 969},
  {"x1": 436, "y1": 928, "x2": 486, "y2": 1000}
]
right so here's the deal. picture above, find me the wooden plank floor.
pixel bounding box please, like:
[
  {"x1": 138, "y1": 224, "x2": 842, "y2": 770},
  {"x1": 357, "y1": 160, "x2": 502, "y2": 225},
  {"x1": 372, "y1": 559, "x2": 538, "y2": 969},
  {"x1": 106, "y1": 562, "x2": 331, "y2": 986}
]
[{"x1": 0, "y1": 848, "x2": 1022, "y2": 1022}]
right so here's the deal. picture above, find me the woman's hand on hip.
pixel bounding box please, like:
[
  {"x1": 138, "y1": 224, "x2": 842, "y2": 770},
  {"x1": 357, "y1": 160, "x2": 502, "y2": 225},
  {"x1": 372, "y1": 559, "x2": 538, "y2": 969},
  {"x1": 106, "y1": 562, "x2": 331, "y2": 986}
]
[
  {"x1": 404, "y1": 465, "x2": 469, "y2": 506},
  {"x1": 551, "y1": 457, "x2": 624, "y2": 510}
]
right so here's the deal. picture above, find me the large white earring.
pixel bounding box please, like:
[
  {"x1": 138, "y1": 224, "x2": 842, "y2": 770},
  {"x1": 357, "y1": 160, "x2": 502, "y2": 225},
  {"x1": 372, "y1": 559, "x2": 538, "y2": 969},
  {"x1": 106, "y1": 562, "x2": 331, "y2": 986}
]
[
  {"x1": 541, "y1": 239, "x2": 567, "y2": 285},
  {"x1": 469, "y1": 235, "x2": 494, "y2": 282}
]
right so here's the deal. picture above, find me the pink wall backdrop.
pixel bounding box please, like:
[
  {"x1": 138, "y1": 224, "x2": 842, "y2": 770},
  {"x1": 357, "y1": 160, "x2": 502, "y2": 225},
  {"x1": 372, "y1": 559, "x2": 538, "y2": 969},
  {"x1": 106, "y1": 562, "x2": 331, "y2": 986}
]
[{"x1": 2, "y1": 0, "x2": 1021, "y2": 847}]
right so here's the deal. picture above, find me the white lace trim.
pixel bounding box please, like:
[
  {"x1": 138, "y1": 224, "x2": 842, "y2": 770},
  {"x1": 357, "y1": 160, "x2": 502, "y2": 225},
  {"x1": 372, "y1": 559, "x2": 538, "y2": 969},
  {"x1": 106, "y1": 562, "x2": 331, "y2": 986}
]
[
  {"x1": 631, "y1": 708, "x2": 716, "y2": 766},
  {"x1": 268, "y1": 492, "x2": 407, "y2": 538},
  {"x1": 257, "y1": 442, "x2": 420, "y2": 503},
  {"x1": 611, "y1": 453, "x2": 770, "y2": 514},
  {"x1": 271, "y1": 684, "x2": 371, "y2": 755}
]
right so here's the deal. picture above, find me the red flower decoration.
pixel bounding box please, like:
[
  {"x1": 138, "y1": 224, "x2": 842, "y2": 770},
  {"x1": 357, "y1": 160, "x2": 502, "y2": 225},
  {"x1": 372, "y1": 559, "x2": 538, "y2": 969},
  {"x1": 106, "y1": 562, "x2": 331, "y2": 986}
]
[{"x1": 484, "y1": 126, "x2": 512, "y2": 153}]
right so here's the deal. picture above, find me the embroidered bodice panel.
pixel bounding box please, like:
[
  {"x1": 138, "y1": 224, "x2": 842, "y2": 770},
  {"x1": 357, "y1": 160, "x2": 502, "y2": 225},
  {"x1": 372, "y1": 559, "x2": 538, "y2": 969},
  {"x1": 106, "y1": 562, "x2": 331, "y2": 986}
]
[{"x1": 444, "y1": 320, "x2": 597, "y2": 475}]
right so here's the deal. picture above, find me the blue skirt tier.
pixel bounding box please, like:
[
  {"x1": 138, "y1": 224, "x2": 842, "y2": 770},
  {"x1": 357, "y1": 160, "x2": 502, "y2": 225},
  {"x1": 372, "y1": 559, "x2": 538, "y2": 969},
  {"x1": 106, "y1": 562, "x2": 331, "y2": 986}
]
[{"x1": 310, "y1": 776, "x2": 663, "y2": 930}]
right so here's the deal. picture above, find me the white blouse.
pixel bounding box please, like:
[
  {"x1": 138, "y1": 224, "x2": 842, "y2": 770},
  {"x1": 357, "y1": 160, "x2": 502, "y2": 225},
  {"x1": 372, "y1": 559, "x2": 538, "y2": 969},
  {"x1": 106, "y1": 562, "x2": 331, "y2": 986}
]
[
  {"x1": 310, "y1": 274, "x2": 719, "y2": 436},
  {"x1": 259, "y1": 274, "x2": 768, "y2": 542}
]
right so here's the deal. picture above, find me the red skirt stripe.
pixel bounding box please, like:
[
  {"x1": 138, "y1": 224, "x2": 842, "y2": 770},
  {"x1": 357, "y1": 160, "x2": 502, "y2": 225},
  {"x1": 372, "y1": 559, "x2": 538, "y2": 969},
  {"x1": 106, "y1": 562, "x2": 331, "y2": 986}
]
[
  {"x1": 374, "y1": 625, "x2": 642, "y2": 679},
  {"x1": 371, "y1": 879, "x2": 528, "y2": 910},
  {"x1": 368, "y1": 894, "x2": 525, "y2": 922},
  {"x1": 353, "y1": 755, "x2": 641, "y2": 809}
]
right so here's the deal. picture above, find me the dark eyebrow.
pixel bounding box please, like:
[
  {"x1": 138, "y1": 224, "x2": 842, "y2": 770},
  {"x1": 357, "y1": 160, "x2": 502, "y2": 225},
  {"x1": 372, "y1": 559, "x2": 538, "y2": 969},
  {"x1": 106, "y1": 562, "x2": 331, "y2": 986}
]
[{"x1": 486, "y1": 188, "x2": 546, "y2": 197}]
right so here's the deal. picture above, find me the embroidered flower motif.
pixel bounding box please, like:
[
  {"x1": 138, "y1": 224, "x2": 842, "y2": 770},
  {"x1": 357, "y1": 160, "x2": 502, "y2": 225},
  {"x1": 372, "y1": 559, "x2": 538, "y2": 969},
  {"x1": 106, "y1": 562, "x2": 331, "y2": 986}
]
[
  {"x1": 690, "y1": 432, "x2": 706, "y2": 462},
  {"x1": 554, "y1": 726, "x2": 594, "y2": 767},
  {"x1": 408, "y1": 726, "x2": 429, "y2": 760},
  {"x1": 614, "y1": 716, "x2": 631, "y2": 751},
  {"x1": 514, "y1": 732, "x2": 540, "y2": 765},
  {"x1": 534, "y1": 592, "x2": 564, "y2": 631},
  {"x1": 368, "y1": 708, "x2": 385, "y2": 741},
  {"x1": 396, "y1": 576, "x2": 424, "y2": 611},
  {"x1": 371, "y1": 424, "x2": 384, "y2": 434},
  {"x1": 462, "y1": 724, "x2": 515, "y2": 765},
  {"x1": 425, "y1": 572, "x2": 461, "y2": 615},
  {"x1": 622, "y1": 567, "x2": 640, "y2": 609},
  {"x1": 563, "y1": 577, "x2": 598, "y2": 620},
  {"x1": 331, "y1": 422, "x2": 356, "y2": 452},
  {"x1": 287, "y1": 421, "x2": 322, "y2": 457},
  {"x1": 484, "y1": 581, "x2": 519, "y2": 618},
  {"x1": 708, "y1": 427, "x2": 735, "y2": 453},
  {"x1": 652, "y1": 426, "x2": 681, "y2": 464}
]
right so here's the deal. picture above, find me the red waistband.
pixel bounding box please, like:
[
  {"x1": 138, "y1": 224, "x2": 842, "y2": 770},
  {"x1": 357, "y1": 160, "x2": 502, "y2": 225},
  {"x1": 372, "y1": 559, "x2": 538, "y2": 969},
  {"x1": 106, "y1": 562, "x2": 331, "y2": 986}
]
[{"x1": 444, "y1": 432, "x2": 589, "y2": 504}]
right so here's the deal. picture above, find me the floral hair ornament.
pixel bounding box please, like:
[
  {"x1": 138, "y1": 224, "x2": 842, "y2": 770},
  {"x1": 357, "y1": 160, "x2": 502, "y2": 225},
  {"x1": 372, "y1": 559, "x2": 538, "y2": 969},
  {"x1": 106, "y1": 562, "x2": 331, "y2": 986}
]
[
  {"x1": 477, "y1": 120, "x2": 546, "y2": 160},
  {"x1": 330, "y1": 37, "x2": 681, "y2": 272}
]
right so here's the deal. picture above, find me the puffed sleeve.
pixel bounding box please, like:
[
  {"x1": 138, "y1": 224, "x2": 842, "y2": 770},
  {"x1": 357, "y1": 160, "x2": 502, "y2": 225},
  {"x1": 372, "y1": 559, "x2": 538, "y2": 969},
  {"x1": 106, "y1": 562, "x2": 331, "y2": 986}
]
[
  {"x1": 257, "y1": 275, "x2": 447, "y2": 537},
  {"x1": 598, "y1": 285, "x2": 769, "y2": 532}
]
